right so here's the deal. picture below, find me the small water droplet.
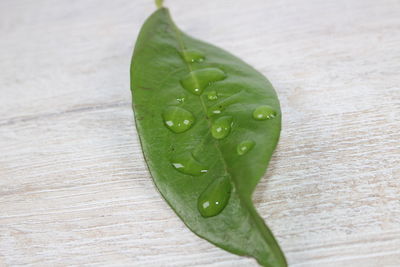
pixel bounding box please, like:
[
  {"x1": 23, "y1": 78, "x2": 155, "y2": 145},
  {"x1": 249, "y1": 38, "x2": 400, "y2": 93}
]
[
  {"x1": 211, "y1": 116, "x2": 233, "y2": 140},
  {"x1": 237, "y1": 140, "x2": 255, "y2": 155},
  {"x1": 197, "y1": 175, "x2": 231, "y2": 217},
  {"x1": 207, "y1": 90, "x2": 218, "y2": 100},
  {"x1": 252, "y1": 105, "x2": 277, "y2": 120},
  {"x1": 181, "y1": 49, "x2": 205, "y2": 63},
  {"x1": 171, "y1": 152, "x2": 208, "y2": 176},
  {"x1": 207, "y1": 90, "x2": 246, "y2": 117},
  {"x1": 207, "y1": 106, "x2": 222, "y2": 117},
  {"x1": 176, "y1": 96, "x2": 185, "y2": 103},
  {"x1": 162, "y1": 106, "x2": 195, "y2": 133},
  {"x1": 180, "y1": 68, "x2": 226, "y2": 95}
]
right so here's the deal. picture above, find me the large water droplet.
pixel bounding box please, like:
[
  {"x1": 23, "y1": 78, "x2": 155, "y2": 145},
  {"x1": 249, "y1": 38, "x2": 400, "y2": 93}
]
[
  {"x1": 181, "y1": 49, "x2": 205, "y2": 63},
  {"x1": 162, "y1": 106, "x2": 195, "y2": 133},
  {"x1": 197, "y1": 175, "x2": 232, "y2": 217},
  {"x1": 207, "y1": 90, "x2": 218, "y2": 100},
  {"x1": 211, "y1": 116, "x2": 233, "y2": 140},
  {"x1": 237, "y1": 140, "x2": 255, "y2": 155},
  {"x1": 171, "y1": 152, "x2": 208, "y2": 176},
  {"x1": 252, "y1": 105, "x2": 277, "y2": 120},
  {"x1": 180, "y1": 68, "x2": 226, "y2": 95}
]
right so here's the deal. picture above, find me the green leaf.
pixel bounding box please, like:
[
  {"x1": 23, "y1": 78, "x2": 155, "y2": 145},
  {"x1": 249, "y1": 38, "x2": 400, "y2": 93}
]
[{"x1": 130, "y1": 7, "x2": 286, "y2": 267}]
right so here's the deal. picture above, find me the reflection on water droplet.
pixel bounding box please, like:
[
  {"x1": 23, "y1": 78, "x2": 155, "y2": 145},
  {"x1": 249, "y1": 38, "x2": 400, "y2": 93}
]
[
  {"x1": 162, "y1": 106, "x2": 195, "y2": 133},
  {"x1": 252, "y1": 105, "x2": 277, "y2": 120},
  {"x1": 180, "y1": 68, "x2": 226, "y2": 95},
  {"x1": 237, "y1": 140, "x2": 255, "y2": 155},
  {"x1": 171, "y1": 152, "x2": 208, "y2": 176},
  {"x1": 207, "y1": 90, "x2": 218, "y2": 100},
  {"x1": 211, "y1": 116, "x2": 232, "y2": 140},
  {"x1": 197, "y1": 175, "x2": 231, "y2": 217},
  {"x1": 181, "y1": 49, "x2": 205, "y2": 63}
]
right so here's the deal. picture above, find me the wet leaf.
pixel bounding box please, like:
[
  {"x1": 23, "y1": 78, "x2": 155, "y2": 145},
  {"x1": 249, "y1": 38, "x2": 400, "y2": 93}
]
[{"x1": 130, "y1": 6, "x2": 286, "y2": 267}]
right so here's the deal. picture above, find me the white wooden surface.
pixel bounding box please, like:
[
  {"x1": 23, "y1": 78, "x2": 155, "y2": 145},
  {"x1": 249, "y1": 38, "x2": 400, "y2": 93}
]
[{"x1": 1, "y1": 0, "x2": 399, "y2": 266}]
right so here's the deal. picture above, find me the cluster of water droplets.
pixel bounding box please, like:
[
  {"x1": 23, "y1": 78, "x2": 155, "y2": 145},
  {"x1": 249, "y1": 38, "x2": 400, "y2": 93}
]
[{"x1": 161, "y1": 48, "x2": 277, "y2": 217}]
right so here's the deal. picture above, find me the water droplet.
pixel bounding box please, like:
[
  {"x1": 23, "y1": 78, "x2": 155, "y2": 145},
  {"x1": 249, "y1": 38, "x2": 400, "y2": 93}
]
[
  {"x1": 207, "y1": 90, "x2": 245, "y2": 117},
  {"x1": 237, "y1": 140, "x2": 255, "y2": 155},
  {"x1": 207, "y1": 90, "x2": 218, "y2": 100},
  {"x1": 181, "y1": 49, "x2": 205, "y2": 63},
  {"x1": 211, "y1": 116, "x2": 233, "y2": 140},
  {"x1": 180, "y1": 68, "x2": 226, "y2": 95},
  {"x1": 162, "y1": 106, "x2": 195, "y2": 133},
  {"x1": 207, "y1": 106, "x2": 222, "y2": 117},
  {"x1": 252, "y1": 105, "x2": 277, "y2": 120},
  {"x1": 197, "y1": 175, "x2": 232, "y2": 217},
  {"x1": 171, "y1": 152, "x2": 208, "y2": 176},
  {"x1": 176, "y1": 96, "x2": 185, "y2": 103}
]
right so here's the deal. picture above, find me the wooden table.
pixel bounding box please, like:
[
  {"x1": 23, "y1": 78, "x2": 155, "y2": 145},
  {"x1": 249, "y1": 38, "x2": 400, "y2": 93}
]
[{"x1": 1, "y1": 0, "x2": 399, "y2": 266}]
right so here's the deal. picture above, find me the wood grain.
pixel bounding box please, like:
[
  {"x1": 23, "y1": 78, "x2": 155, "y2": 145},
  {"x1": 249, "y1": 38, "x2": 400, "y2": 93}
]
[{"x1": 0, "y1": 0, "x2": 399, "y2": 266}]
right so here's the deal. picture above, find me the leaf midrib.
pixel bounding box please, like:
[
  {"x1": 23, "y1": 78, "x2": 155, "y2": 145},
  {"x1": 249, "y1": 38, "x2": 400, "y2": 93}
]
[{"x1": 165, "y1": 10, "x2": 231, "y2": 178}]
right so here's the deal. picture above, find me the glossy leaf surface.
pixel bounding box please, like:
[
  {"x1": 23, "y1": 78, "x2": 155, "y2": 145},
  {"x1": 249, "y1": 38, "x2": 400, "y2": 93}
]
[{"x1": 130, "y1": 7, "x2": 286, "y2": 267}]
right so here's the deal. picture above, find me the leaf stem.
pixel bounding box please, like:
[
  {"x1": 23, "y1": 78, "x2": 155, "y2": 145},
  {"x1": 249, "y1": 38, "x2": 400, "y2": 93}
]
[{"x1": 155, "y1": 0, "x2": 164, "y2": 8}]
